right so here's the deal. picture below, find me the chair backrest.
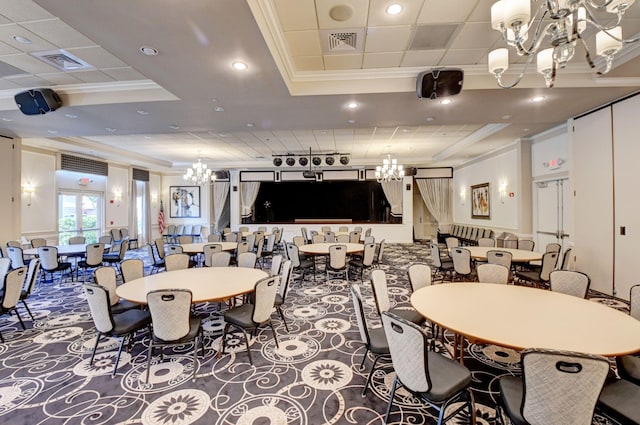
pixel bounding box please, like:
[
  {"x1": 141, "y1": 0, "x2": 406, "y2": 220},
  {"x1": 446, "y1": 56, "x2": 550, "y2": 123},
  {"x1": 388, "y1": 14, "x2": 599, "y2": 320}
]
[
  {"x1": 300, "y1": 227, "x2": 309, "y2": 242},
  {"x1": 550, "y1": 270, "x2": 590, "y2": 298},
  {"x1": 38, "y1": 246, "x2": 60, "y2": 271},
  {"x1": 94, "y1": 266, "x2": 120, "y2": 305},
  {"x1": 363, "y1": 236, "x2": 375, "y2": 244},
  {"x1": 477, "y1": 263, "x2": 509, "y2": 284},
  {"x1": 69, "y1": 236, "x2": 86, "y2": 245},
  {"x1": 477, "y1": 237, "x2": 495, "y2": 247},
  {"x1": 519, "y1": 348, "x2": 609, "y2": 425},
  {"x1": 178, "y1": 235, "x2": 192, "y2": 244},
  {"x1": 239, "y1": 226, "x2": 249, "y2": 233},
  {"x1": 224, "y1": 232, "x2": 238, "y2": 242},
  {"x1": 183, "y1": 224, "x2": 192, "y2": 236},
  {"x1": 85, "y1": 243, "x2": 105, "y2": 266},
  {"x1": 208, "y1": 233, "x2": 222, "y2": 242},
  {"x1": 451, "y1": 247, "x2": 472, "y2": 275},
  {"x1": 286, "y1": 243, "x2": 301, "y2": 268},
  {"x1": 328, "y1": 244, "x2": 347, "y2": 270},
  {"x1": 165, "y1": 253, "x2": 190, "y2": 271},
  {"x1": 349, "y1": 231, "x2": 361, "y2": 243},
  {"x1": 2, "y1": 267, "x2": 26, "y2": 309},
  {"x1": 30, "y1": 238, "x2": 46, "y2": 248},
  {"x1": 312, "y1": 234, "x2": 324, "y2": 244},
  {"x1": 321, "y1": 226, "x2": 331, "y2": 233},
  {"x1": 146, "y1": 244, "x2": 161, "y2": 266},
  {"x1": 273, "y1": 228, "x2": 283, "y2": 245},
  {"x1": 255, "y1": 237, "x2": 264, "y2": 259},
  {"x1": 203, "y1": 244, "x2": 222, "y2": 267},
  {"x1": 83, "y1": 283, "x2": 114, "y2": 333},
  {"x1": 351, "y1": 284, "x2": 373, "y2": 345},
  {"x1": 376, "y1": 239, "x2": 386, "y2": 263},
  {"x1": 191, "y1": 225, "x2": 201, "y2": 237},
  {"x1": 370, "y1": 269, "x2": 391, "y2": 315},
  {"x1": 336, "y1": 234, "x2": 350, "y2": 243},
  {"x1": 270, "y1": 254, "x2": 283, "y2": 276},
  {"x1": 210, "y1": 251, "x2": 231, "y2": 267},
  {"x1": 338, "y1": 226, "x2": 349, "y2": 232},
  {"x1": 236, "y1": 241, "x2": 251, "y2": 255},
  {"x1": 166, "y1": 245, "x2": 184, "y2": 255},
  {"x1": 253, "y1": 231, "x2": 265, "y2": 245},
  {"x1": 278, "y1": 260, "x2": 293, "y2": 299},
  {"x1": 147, "y1": 289, "x2": 192, "y2": 341},
  {"x1": 237, "y1": 252, "x2": 257, "y2": 268},
  {"x1": 407, "y1": 264, "x2": 432, "y2": 292},
  {"x1": 361, "y1": 243, "x2": 376, "y2": 267},
  {"x1": 175, "y1": 225, "x2": 184, "y2": 236},
  {"x1": 445, "y1": 237, "x2": 459, "y2": 250},
  {"x1": 244, "y1": 234, "x2": 256, "y2": 249},
  {"x1": 23, "y1": 258, "x2": 40, "y2": 296},
  {"x1": 121, "y1": 258, "x2": 144, "y2": 282},
  {"x1": 120, "y1": 228, "x2": 129, "y2": 239},
  {"x1": 364, "y1": 228, "x2": 372, "y2": 237},
  {"x1": 354, "y1": 226, "x2": 362, "y2": 232},
  {"x1": 545, "y1": 243, "x2": 561, "y2": 254},
  {"x1": 381, "y1": 311, "x2": 432, "y2": 393},
  {"x1": 117, "y1": 239, "x2": 129, "y2": 260},
  {"x1": 539, "y1": 252, "x2": 559, "y2": 281},
  {"x1": 630, "y1": 284, "x2": 640, "y2": 321},
  {"x1": 6, "y1": 240, "x2": 21, "y2": 248},
  {"x1": 264, "y1": 234, "x2": 275, "y2": 252},
  {"x1": 518, "y1": 239, "x2": 535, "y2": 251},
  {"x1": 6, "y1": 246, "x2": 26, "y2": 269},
  {"x1": 429, "y1": 243, "x2": 443, "y2": 268},
  {"x1": 110, "y1": 228, "x2": 122, "y2": 242},
  {"x1": 166, "y1": 224, "x2": 176, "y2": 235},
  {"x1": 252, "y1": 275, "x2": 279, "y2": 324},
  {"x1": 560, "y1": 248, "x2": 573, "y2": 270},
  {"x1": 0, "y1": 258, "x2": 11, "y2": 283},
  {"x1": 98, "y1": 235, "x2": 111, "y2": 246},
  {"x1": 154, "y1": 237, "x2": 166, "y2": 259},
  {"x1": 324, "y1": 231, "x2": 336, "y2": 243},
  {"x1": 487, "y1": 250, "x2": 512, "y2": 269}
]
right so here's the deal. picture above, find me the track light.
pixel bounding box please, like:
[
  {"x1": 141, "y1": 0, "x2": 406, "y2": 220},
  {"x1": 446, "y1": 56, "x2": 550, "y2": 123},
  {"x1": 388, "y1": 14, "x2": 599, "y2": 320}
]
[
  {"x1": 273, "y1": 157, "x2": 282, "y2": 166},
  {"x1": 285, "y1": 157, "x2": 295, "y2": 166},
  {"x1": 299, "y1": 157, "x2": 308, "y2": 166},
  {"x1": 325, "y1": 155, "x2": 335, "y2": 165},
  {"x1": 312, "y1": 156, "x2": 322, "y2": 166},
  {"x1": 340, "y1": 156, "x2": 350, "y2": 165}
]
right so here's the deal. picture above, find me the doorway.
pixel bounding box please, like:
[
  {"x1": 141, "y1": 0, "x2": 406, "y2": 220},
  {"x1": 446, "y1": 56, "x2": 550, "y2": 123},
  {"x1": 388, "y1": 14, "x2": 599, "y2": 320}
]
[
  {"x1": 534, "y1": 178, "x2": 571, "y2": 257},
  {"x1": 58, "y1": 191, "x2": 103, "y2": 244}
]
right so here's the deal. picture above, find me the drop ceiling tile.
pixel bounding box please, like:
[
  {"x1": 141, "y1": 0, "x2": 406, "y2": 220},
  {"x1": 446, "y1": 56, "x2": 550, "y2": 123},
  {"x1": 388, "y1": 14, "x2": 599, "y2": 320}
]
[
  {"x1": 66, "y1": 70, "x2": 115, "y2": 83},
  {"x1": 323, "y1": 54, "x2": 363, "y2": 69},
  {"x1": 274, "y1": 0, "x2": 318, "y2": 31},
  {"x1": 364, "y1": 26, "x2": 413, "y2": 53},
  {"x1": 1, "y1": 53, "x2": 57, "y2": 73},
  {"x1": 101, "y1": 67, "x2": 147, "y2": 81},
  {"x1": 467, "y1": 0, "x2": 494, "y2": 22},
  {"x1": 363, "y1": 52, "x2": 403, "y2": 68},
  {"x1": 418, "y1": 0, "x2": 478, "y2": 23},
  {"x1": 284, "y1": 30, "x2": 322, "y2": 56},
  {"x1": 4, "y1": 74, "x2": 53, "y2": 87},
  {"x1": 0, "y1": 23, "x2": 57, "y2": 52},
  {"x1": 368, "y1": 0, "x2": 424, "y2": 26},
  {"x1": 66, "y1": 46, "x2": 128, "y2": 69},
  {"x1": 0, "y1": 40, "x2": 19, "y2": 55},
  {"x1": 316, "y1": 0, "x2": 369, "y2": 29},
  {"x1": 440, "y1": 48, "x2": 488, "y2": 65},
  {"x1": 0, "y1": 77, "x2": 20, "y2": 89},
  {"x1": 0, "y1": 0, "x2": 56, "y2": 22},
  {"x1": 401, "y1": 49, "x2": 445, "y2": 66},
  {"x1": 35, "y1": 71, "x2": 82, "y2": 84},
  {"x1": 449, "y1": 22, "x2": 502, "y2": 49},
  {"x1": 21, "y1": 19, "x2": 97, "y2": 49}
]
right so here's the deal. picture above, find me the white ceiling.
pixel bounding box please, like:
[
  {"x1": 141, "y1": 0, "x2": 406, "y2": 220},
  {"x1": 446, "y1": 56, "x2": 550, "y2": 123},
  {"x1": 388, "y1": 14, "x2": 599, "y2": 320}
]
[{"x1": 0, "y1": 0, "x2": 637, "y2": 173}]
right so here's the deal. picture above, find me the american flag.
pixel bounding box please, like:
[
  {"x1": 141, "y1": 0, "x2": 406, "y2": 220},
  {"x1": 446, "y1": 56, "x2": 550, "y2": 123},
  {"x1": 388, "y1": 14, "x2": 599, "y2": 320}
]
[{"x1": 158, "y1": 200, "x2": 166, "y2": 234}]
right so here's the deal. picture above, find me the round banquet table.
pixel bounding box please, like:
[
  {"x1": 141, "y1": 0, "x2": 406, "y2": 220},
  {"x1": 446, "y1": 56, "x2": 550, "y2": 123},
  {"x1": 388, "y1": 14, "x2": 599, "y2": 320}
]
[
  {"x1": 461, "y1": 246, "x2": 543, "y2": 263},
  {"x1": 116, "y1": 267, "x2": 268, "y2": 304},
  {"x1": 180, "y1": 242, "x2": 237, "y2": 254},
  {"x1": 298, "y1": 242, "x2": 364, "y2": 255},
  {"x1": 23, "y1": 243, "x2": 111, "y2": 256},
  {"x1": 411, "y1": 283, "x2": 640, "y2": 357}
]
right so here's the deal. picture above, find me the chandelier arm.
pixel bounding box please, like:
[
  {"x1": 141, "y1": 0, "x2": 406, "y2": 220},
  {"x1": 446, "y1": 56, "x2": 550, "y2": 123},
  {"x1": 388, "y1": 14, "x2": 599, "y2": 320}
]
[
  {"x1": 494, "y1": 52, "x2": 537, "y2": 89},
  {"x1": 578, "y1": 34, "x2": 608, "y2": 75},
  {"x1": 509, "y1": 10, "x2": 553, "y2": 57},
  {"x1": 585, "y1": 0, "x2": 617, "y2": 11},
  {"x1": 582, "y1": 7, "x2": 623, "y2": 32}
]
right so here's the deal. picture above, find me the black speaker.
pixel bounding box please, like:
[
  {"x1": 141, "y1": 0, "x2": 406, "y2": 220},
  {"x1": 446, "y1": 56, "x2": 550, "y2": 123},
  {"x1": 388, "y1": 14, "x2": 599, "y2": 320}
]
[
  {"x1": 15, "y1": 88, "x2": 62, "y2": 115},
  {"x1": 416, "y1": 69, "x2": 463, "y2": 100},
  {"x1": 404, "y1": 167, "x2": 418, "y2": 176}
]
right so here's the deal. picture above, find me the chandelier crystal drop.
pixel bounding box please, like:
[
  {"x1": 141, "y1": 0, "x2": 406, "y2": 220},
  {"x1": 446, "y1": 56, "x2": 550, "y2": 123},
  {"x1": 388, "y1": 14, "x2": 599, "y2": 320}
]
[
  {"x1": 488, "y1": 0, "x2": 638, "y2": 88},
  {"x1": 375, "y1": 149, "x2": 404, "y2": 183},
  {"x1": 183, "y1": 157, "x2": 215, "y2": 185}
]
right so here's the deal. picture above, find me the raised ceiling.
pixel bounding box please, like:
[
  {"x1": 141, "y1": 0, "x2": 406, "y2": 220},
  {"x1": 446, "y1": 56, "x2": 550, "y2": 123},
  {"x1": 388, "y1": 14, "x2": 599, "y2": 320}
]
[{"x1": 0, "y1": 0, "x2": 636, "y2": 173}]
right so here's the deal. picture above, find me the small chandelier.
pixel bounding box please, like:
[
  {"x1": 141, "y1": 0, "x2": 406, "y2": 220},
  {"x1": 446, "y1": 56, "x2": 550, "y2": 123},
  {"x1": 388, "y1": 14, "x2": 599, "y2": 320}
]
[
  {"x1": 183, "y1": 156, "x2": 215, "y2": 185},
  {"x1": 488, "y1": 0, "x2": 638, "y2": 88},
  {"x1": 376, "y1": 147, "x2": 404, "y2": 182}
]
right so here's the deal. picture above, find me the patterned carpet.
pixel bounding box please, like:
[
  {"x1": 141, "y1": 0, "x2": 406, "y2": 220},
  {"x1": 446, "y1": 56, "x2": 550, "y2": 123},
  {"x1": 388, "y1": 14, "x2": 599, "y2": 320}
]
[{"x1": 0, "y1": 243, "x2": 629, "y2": 424}]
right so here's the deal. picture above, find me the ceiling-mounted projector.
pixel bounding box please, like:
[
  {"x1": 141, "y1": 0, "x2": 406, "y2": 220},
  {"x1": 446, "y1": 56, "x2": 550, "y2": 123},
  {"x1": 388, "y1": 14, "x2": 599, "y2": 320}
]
[{"x1": 416, "y1": 68, "x2": 464, "y2": 100}]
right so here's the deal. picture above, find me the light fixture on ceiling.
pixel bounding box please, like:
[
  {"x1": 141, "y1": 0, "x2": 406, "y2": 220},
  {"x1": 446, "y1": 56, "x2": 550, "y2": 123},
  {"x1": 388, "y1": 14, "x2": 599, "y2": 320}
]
[
  {"x1": 347, "y1": 102, "x2": 358, "y2": 109},
  {"x1": 340, "y1": 156, "x2": 350, "y2": 165},
  {"x1": 325, "y1": 155, "x2": 335, "y2": 165},
  {"x1": 286, "y1": 157, "x2": 296, "y2": 166},
  {"x1": 183, "y1": 155, "x2": 216, "y2": 185},
  {"x1": 376, "y1": 146, "x2": 404, "y2": 183},
  {"x1": 273, "y1": 157, "x2": 283, "y2": 166},
  {"x1": 312, "y1": 156, "x2": 322, "y2": 166},
  {"x1": 386, "y1": 3, "x2": 403, "y2": 15},
  {"x1": 13, "y1": 35, "x2": 32, "y2": 44},
  {"x1": 232, "y1": 61, "x2": 248, "y2": 71},
  {"x1": 488, "y1": 0, "x2": 638, "y2": 88},
  {"x1": 140, "y1": 46, "x2": 159, "y2": 56}
]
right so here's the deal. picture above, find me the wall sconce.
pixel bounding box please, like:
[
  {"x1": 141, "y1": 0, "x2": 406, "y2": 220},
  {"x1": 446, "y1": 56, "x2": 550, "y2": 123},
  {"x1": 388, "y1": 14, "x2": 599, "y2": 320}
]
[
  {"x1": 498, "y1": 181, "x2": 508, "y2": 204},
  {"x1": 23, "y1": 183, "x2": 35, "y2": 207},
  {"x1": 151, "y1": 192, "x2": 158, "y2": 205},
  {"x1": 459, "y1": 187, "x2": 466, "y2": 205},
  {"x1": 113, "y1": 188, "x2": 122, "y2": 207}
]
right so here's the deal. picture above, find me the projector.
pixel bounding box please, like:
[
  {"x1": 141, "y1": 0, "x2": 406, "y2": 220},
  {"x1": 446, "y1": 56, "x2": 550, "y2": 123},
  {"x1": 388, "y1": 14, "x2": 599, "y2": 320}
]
[{"x1": 416, "y1": 68, "x2": 464, "y2": 100}]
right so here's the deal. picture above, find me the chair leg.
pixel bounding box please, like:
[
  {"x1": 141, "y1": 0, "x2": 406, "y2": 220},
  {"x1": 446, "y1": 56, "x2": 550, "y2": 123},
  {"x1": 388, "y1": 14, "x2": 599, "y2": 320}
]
[
  {"x1": 359, "y1": 348, "x2": 370, "y2": 370},
  {"x1": 268, "y1": 320, "x2": 279, "y2": 349},
  {"x1": 145, "y1": 340, "x2": 155, "y2": 383},
  {"x1": 191, "y1": 336, "x2": 199, "y2": 382},
  {"x1": 90, "y1": 333, "x2": 102, "y2": 365},
  {"x1": 467, "y1": 388, "x2": 476, "y2": 425},
  {"x1": 240, "y1": 328, "x2": 253, "y2": 365},
  {"x1": 384, "y1": 376, "x2": 400, "y2": 423},
  {"x1": 13, "y1": 309, "x2": 26, "y2": 330},
  {"x1": 0, "y1": 329, "x2": 3, "y2": 343},
  {"x1": 276, "y1": 306, "x2": 289, "y2": 332},
  {"x1": 21, "y1": 300, "x2": 34, "y2": 320},
  {"x1": 362, "y1": 354, "x2": 383, "y2": 397},
  {"x1": 112, "y1": 335, "x2": 126, "y2": 377}
]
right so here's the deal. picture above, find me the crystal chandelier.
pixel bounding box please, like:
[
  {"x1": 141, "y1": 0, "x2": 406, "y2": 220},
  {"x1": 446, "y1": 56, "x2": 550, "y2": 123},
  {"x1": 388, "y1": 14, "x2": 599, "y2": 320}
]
[
  {"x1": 375, "y1": 148, "x2": 404, "y2": 182},
  {"x1": 488, "y1": 0, "x2": 638, "y2": 88},
  {"x1": 183, "y1": 156, "x2": 216, "y2": 185}
]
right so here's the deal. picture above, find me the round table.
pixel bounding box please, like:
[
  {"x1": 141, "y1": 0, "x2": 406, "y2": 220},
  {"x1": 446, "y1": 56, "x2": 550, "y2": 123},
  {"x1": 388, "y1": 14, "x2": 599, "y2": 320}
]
[
  {"x1": 461, "y1": 246, "x2": 543, "y2": 263},
  {"x1": 411, "y1": 283, "x2": 640, "y2": 357},
  {"x1": 116, "y1": 267, "x2": 268, "y2": 304},
  {"x1": 298, "y1": 242, "x2": 364, "y2": 255},
  {"x1": 180, "y1": 242, "x2": 237, "y2": 255},
  {"x1": 23, "y1": 243, "x2": 111, "y2": 256}
]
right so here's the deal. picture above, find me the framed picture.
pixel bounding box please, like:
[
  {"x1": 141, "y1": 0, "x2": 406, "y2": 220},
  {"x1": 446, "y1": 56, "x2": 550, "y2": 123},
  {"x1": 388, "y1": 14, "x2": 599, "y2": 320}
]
[
  {"x1": 471, "y1": 182, "x2": 490, "y2": 219},
  {"x1": 170, "y1": 186, "x2": 201, "y2": 218}
]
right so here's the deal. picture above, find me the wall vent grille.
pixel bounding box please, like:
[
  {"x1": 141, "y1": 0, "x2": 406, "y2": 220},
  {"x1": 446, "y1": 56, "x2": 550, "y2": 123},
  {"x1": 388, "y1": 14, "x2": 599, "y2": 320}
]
[
  {"x1": 59, "y1": 153, "x2": 108, "y2": 176},
  {"x1": 132, "y1": 168, "x2": 149, "y2": 181}
]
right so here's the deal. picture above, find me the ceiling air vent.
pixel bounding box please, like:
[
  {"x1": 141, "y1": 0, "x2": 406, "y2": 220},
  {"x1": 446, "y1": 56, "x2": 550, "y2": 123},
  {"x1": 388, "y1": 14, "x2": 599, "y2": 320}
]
[
  {"x1": 31, "y1": 49, "x2": 94, "y2": 72},
  {"x1": 328, "y1": 32, "x2": 357, "y2": 51},
  {"x1": 320, "y1": 28, "x2": 364, "y2": 54}
]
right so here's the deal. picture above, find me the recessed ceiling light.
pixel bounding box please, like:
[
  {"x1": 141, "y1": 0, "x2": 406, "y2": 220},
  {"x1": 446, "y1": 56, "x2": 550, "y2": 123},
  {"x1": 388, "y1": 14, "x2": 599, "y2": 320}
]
[
  {"x1": 402, "y1": 128, "x2": 411, "y2": 133},
  {"x1": 140, "y1": 46, "x2": 159, "y2": 56},
  {"x1": 524, "y1": 128, "x2": 530, "y2": 132},
  {"x1": 347, "y1": 119, "x2": 355, "y2": 124},
  {"x1": 426, "y1": 116, "x2": 435, "y2": 121},
  {"x1": 347, "y1": 102, "x2": 358, "y2": 109},
  {"x1": 169, "y1": 124, "x2": 180, "y2": 130},
  {"x1": 1, "y1": 117, "x2": 13, "y2": 122},
  {"x1": 214, "y1": 106, "x2": 225, "y2": 112},
  {"x1": 105, "y1": 127, "x2": 117, "y2": 132},
  {"x1": 47, "y1": 129, "x2": 58, "y2": 134},
  {"x1": 531, "y1": 95, "x2": 545, "y2": 102},
  {"x1": 144, "y1": 136, "x2": 152, "y2": 139},
  {"x1": 502, "y1": 114, "x2": 512, "y2": 120},
  {"x1": 211, "y1": 98, "x2": 218, "y2": 102},
  {"x1": 440, "y1": 98, "x2": 452, "y2": 105},
  {"x1": 136, "y1": 110, "x2": 149, "y2": 115},
  {"x1": 246, "y1": 123, "x2": 255, "y2": 127},
  {"x1": 232, "y1": 61, "x2": 248, "y2": 71},
  {"x1": 64, "y1": 113, "x2": 77, "y2": 119},
  {"x1": 386, "y1": 3, "x2": 403, "y2": 15},
  {"x1": 12, "y1": 35, "x2": 32, "y2": 44}
]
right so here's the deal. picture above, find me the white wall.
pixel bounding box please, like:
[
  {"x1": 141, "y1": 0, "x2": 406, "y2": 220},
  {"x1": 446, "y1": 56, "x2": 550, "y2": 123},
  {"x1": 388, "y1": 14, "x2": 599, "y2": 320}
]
[
  {"x1": 106, "y1": 164, "x2": 129, "y2": 232},
  {"x1": 22, "y1": 150, "x2": 57, "y2": 237},
  {"x1": 531, "y1": 126, "x2": 570, "y2": 179}
]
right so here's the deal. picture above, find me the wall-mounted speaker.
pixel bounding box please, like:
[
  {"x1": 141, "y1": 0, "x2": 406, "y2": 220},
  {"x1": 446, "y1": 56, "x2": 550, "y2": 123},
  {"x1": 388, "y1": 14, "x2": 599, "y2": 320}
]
[
  {"x1": 15, "y1": 88, "x2": 62, "y2": 115},
  {"x1": 404, "y1": 167, "x2": 418, "y2": 177}
]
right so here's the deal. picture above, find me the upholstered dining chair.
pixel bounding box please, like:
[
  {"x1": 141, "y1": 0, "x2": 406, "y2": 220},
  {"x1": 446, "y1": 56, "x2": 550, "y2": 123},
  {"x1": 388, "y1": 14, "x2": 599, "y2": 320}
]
[
  {"x1": 208, "y1": 233, "x2": 222, "y2": 242},
  {"x1": 210, "y1": 251, "x2": 231, "y2": 267},
  {"x1": 93, "y1": 266, "x2": 139, "y2": 314},
  {"x1": 496, "y1": 348, "x2": 609, "y2": 425},
  {"x1": 326, "y1": 244, "x2": 348, "y2": 281},
  {"x1": 549, "y1": 270, "x2": 590, "y2": 298},
  {"x1": 30, "y1": 238, "x2": 46, "y2": 248},
  {"x1": 451, "y1": 247, "x2": 477, "y2": 281},
  {"x1": 382, "y1": 312, "x2": 475, "y2": 425},
  {"x1": 274, "y1": 259, "x2": 293, "y2": 332},
  {"x1": 430, "y1": 243, "x2": 454, "y2": 282},
  {"x1": 6, "y1": 246, "x2": 27, "y2": 269},
  {"x1": 237, "y1": 251, "x2": 257, "y2": 269},
  {"x1": 407, "y1": 263, "x2": 432, "y2": 292},
  {"x1": 0, "y1": 267, "x2": 28, "y2": 342},
  {"x1": 103, "y1": 239, "x2": 129, "y2": 275},
  {"x1": 370, "y1": 269, "x2": 424, "y2": 324},
  {"x1": 203, "y1": 243, "x2": 223, "y2": 267},
  {"x1": 120, "y1": 258, "x2": 144, "y2": 283},
  {"x1": 515, "y1": 252, "x2": 558, "y2": 288},
  {"x1": 477, "y1": 263, "x2": 510, "y2": 284},
  {"x1": 286, "y1": 243, "x2": 314, "y2": 282},
  {"x1": 517, "y1": 239, "x2": 535, "y2": 251},
  {"x1": 38, "y1": 246, "x2": 72, "y2": 283},
  {"x1": 269, "y1": 254, "x2": 283, "y2": 277},
  {"x1": 349, "y1": 242, "x2": 376, "y2": 282},
  {"x1": 164, "y1": 252, "x2": 190, "y2": 272},
  {"x1": 19, "y1": 259, "x2": 40, "y2": 320},
  {"x1": 78, "y1": 243, "x2": 105, "y2": 282},
  {"x1": 146, "y1": 243, "x2": 165, "y2": 274}
]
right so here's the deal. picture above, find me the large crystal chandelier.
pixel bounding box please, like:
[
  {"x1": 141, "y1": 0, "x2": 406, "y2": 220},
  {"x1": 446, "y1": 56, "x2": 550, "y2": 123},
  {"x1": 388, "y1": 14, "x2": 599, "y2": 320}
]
[
  {"x1": 183, "y1": 156, "x2": 215, "y2": 185},
  {"x1": 488, "y1": 0, "x2": 638, "y2": 88},
  {"x1": 375, "y1": 147, "x2": 404, "y2": 182}
]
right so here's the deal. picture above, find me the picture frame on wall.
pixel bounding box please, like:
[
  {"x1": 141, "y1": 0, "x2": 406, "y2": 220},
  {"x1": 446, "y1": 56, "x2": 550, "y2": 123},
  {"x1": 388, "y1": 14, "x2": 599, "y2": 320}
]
[
  {"x1": 170, "y1": 186, "x2": 201, "y2": 218},
  {"x1": 471, "y1": 182, "x2": 490, "y2": 219}
]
